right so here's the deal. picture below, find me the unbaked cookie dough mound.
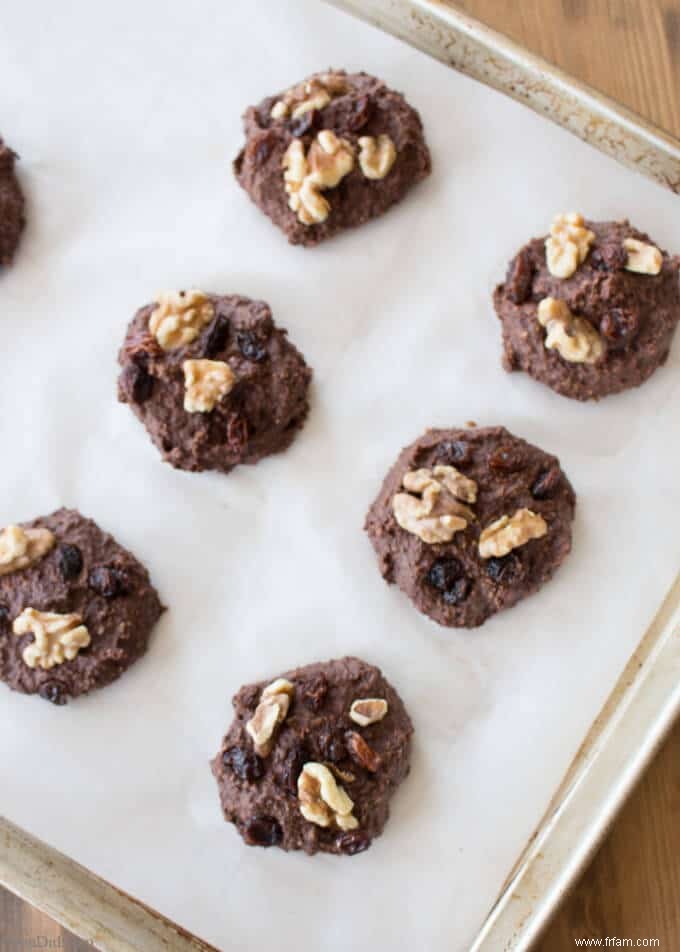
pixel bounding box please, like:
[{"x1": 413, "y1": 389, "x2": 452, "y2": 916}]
[
  {"x1": 118, "y1": 291, "x2": 312, "y2": 473},
  {"x1": 0, "y1": 509, "x2": 163, "y2": 704},
  {"x1": 365, "y1": 426, "x2": 576, "y2": 629},
  {"x1": 234, "y1": 70, "x2": 431, "y2": 246},
  {"x1": 211, "y1": 657, "x2": 413, "y2": 855},
  {"x1": 494, "y1": 214, "x2": 680, "y2": 401},
  {"x1": 0, "y1": 137, "x2": 25, "y2": 266}
]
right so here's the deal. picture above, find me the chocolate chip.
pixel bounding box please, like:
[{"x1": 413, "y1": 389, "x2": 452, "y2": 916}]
[
  {"x1": 288, "y1": 109, "x2": 320, "y2": 137},
  {"x1": 531, "y1": 465, "x2": 562, "y2": 500},
  {"x1": 56, "y1": 543, "x2": 83, "y2": 581},
  {"x1": 435, "y1": 439, "x2": 473, "y2": 466},
  {"x1": 241, "y1": 816, "x2": 282, "y2": 847},
  {"x1": 336, "y1": 831, "x2": 371, "y2": 855},
  {"x1": 300, "y1": 674, "x2": 328, "y2": 711},
  {"x1": 38, "y1": 681, "x2": 68, "y2": 706},
  {"x1": 87, "y1": 565, "x2": 130, "y2": 598},
  {"x1": 227, "y1": 413, "x2": 249, "y2": 452},
  {"x1": 274, "y1": 743, "x2": 307, "y2": 794},
  {"x1": 506, "y1": 248, "x2": 534, "y2": 304},
  {"x1": 202, "y1": 315, "x2": 230, "y2": 357},
  {"x1": 488, "y1": 444, "x2": 525, "y2": 472},
  {"x1": 347, "y1": 95, "x2": 373, "y2": 132},
  {"x1": 317, "y1": 725, "x2": 347, "y2": 763},
  {"x1": 600, "y1": 308, "x2": 639, "y2": 347},
  {"x1": 222, "y1": 746, "x2": 264, "y2": 783},
  {"x1": 236, "y1": 331, "x2": 268, "y2": 362},
  {"x1": 486, "y1": 553, "x2": 525, "y2": 585},
  {"x1": 121, "y1": 363, "x2": 154, "y2": 404}
]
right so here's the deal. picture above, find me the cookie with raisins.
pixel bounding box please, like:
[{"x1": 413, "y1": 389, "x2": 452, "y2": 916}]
[
  {"x1": 365, "y1": 426, "x2": 575, "y2": 628},
  {"x1": 211, "y1": 657, "x2": 413, "y2": 855},
  {"x1": 0, "y1": 136, "x2": 25, "y2": 266},
  {"x1": 0, "y1": 509, "x2": 163, "y2": 704},
  {"x1": 118, "y1": 292, "x2": 312, "y2": 473},
  {"x1": 234, "y1": 70, "x2": 431, "y2": 246},
  {"x1": 494, "y1": 215, "x2": 680, "y2": 400}
]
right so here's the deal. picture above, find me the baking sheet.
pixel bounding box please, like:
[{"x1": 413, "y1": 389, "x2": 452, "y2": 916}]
[{"x1": 1, "y1": 2, "x2": 679, "y2": 950}]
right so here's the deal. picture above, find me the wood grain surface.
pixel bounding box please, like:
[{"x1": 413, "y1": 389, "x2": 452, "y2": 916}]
[{"x1": 2, "y1": 2, "x2": 680, "y2": 951}]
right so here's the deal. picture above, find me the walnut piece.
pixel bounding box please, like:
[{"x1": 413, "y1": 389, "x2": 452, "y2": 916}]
[
  {"x1": 298, "y1": 762, "x2": 358, "y2": 831},
  {"x1": 182, "y1": 359, "x2": 236, "y2": 413},
  {"x1": 537, "y1": 297, "x2": 604, "y2": 364},
  {"x1": 349, "y1": 697, "x2": 388, "y2": 727},
  {"x1": 358, "y1": 135, "x2": 397, "y2": 179},
  {"x1": 623, "y1": 237, "x2": 662, "y2": 275},
  {"x1": 478, "y1": 508, "x2": 548, "y2": 559},
  {"x1": 545, "y1": 213, "x2": 595, "y2": 278},
  {"x1": 269, "y1": 73, "x2": 348, "y2": 120},
  {"x1": 13, "y1": 608, "x2": 90, "y2": 670},
  {"x1": 346, "y1": 731, "x2": 382, "y2": 773},
  {"x1": 0, "y1": 525, "x2": 55, "y2": 577},
  {"x1": 246, "y1": 678, "x2": 294, "y2": 757},
  {"x1": 282, "y1": 131, "x2": 354, "y2": 225},
  {"x1": 392, "y1": 465, "x2": 477, "y2": 544},
  {"x1": 148, "y1": 290, "x2": 214, "y2": 351}
]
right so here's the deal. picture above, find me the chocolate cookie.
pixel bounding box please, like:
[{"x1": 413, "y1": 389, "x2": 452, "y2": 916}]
[
  {"x1": 0, "y1": 509, "x2": 163, "y2": 704},
  {"x1": 494, "y1": 214, "x2": 680, "y2": 400},
  {"x1": 234, "y1": 70, "x2": 431, "y2": 246},
  {"x1": 211, "y1": 657, "x2": 413, "y2": 855},
  {"x1": 0, "y1": 137, "x2": 25, "y2": 266},
  {"x1": 365, "y1": 426, "x2": 575, "y2": 628},
  {"x1": 118, "y1": 291, "x2": 312, "y2": 473}
]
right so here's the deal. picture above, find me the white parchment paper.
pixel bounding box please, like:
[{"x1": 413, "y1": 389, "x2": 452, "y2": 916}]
[{"x1": 1, "y1": 2, "x2": 679, "y2": 950}]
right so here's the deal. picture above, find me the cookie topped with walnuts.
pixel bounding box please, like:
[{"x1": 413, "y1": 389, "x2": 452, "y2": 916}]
[
  {"x1": 234, "y1": 70, "x2": 431, "y2": 246},
  {"x1": 365, "y1": 426, "x2": 576, "y2": 628},
  {"x1": 118, "y1": 291, "x2": 312, "y2": 474},
  {"x1": 494, "y1": 215, "x2": 680, "y2": 400},
  {"x1": 0, "y1": 508, "x2": 163, "y2": 704},
  {"x1": 211, "y1": 657, "x2": 413, "y2": 855}
]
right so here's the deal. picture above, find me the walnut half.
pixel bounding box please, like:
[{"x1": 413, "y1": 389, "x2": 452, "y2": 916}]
[
  {"x1": 478, "y1": 508, "x2": 547, "y2": 559},
  {"x1": 246, "y1": 678, "x2": 294, "y2": 757},
  {"x1": 358, "y1": 135, "x2": 397, "y2": 179},
  {"x1": 13, "y1": 608, "x2": 90, "y2": 670},
  {"x1": 0, "y1": 525, "x2": 55, "y2": 577},
  {"x1": 298, "y1": 762, "x2": 358, "y2": 831},
  {"x1": 623, "y1": 237, "x2": 662, "y2": 275},
  {"x1": 269, "y1": 73, "x2": 348, "y2": 121},
  {"x1": 545, "y1": 213, "x2": 595, "y2": 279},
  {"x1": 349, "y1": 698, "x2": 388, "y2": 726},
  {"x1": 149, "y1": 290, "x2": 215, "y2": 351},
  {"x1": 392, "y1": 465, "x2": 477, "y2": 544},
  {"x1": 182, "y1": 359, "x2": 236, "y2": 413},
  {"x1": 537, "y1": 297, "x2": 604, "y2": 364},
  {"x1": 283, "y1": 131, "x2": 354, "y2": 225}
]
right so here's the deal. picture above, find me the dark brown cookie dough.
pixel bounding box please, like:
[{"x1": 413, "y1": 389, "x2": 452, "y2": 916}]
[
  {"x1": 234, "y1": 70, "x2": 431, "y2": 246},
  {"x1": 365, "y1": 426, "x2": 576, "y2": 628},
  {"x1": 211, "y1": 657, "x2": 413, "y2": 855},
  {"x1": 0, "y1": 137, "x2": 25, "y2": 266},
  {"x1": 118, "y1": 291, "x2": 312, "y2": 473},
  {"x1": 494, "y1": 216, "x2": 680, "y2": 400},
  {"x1": 0, "y1": 509, "x2": 163, "y2": 704}
]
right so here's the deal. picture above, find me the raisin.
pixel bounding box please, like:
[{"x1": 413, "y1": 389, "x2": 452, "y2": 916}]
[
  {"x1": 317, "y1": 725, "x2": 346, "y2": 763},
  {"x1": 88, "y1": 565, "x2": 130, "y2": 598},
  {"x1": 274, "y1": 743, "x2": 307, "y2": 794},
  {"x1": 241, "y1": 816, "x2": 282, "y2": 847},
  {"x1": 39, "y1": 681, "x2": 67, "y2": 706},
  {"x1": 0, "y1": 604, "x2": 9, "y2": 625},
  {"x1": 202, "y1": 314, "x2": 230, "y2": 357},
  {"x1": 435, "y1": 439, "x2": 473, "y2": 466},
  {"x1": 288, "y1": 109, "x2": 320, "y2": 137},
  {"x1": 442, "y1": 577, "x2": 471, "y2": 605},
  {"x1": 600, "y1": 308, "x2": 639, "y2": 347},
  {"x1": 506, "y1": 249, "x2": 534, "y2": 304},
  {"x1": 227, "y1": 413, "x2": 249, "y2": 452},
  {"x1": 486, "y1": 553, "x2": 525, "y2": 585},
  {"x1": 222, "y1": 746, "x2": 264, "y2": 783},
  {"x1": 347, "y1": 95, "x2": 373, "y2": 132},
  {"x1": 121, "y1": 363, "x2": 154, "y2": 404},
  {"x1": 300, "y1": 674, "x2": 328, "y2": 711},
  {"x1": 237, "y1": 331, "x2": 268, "y2": 362},
  {"x1": 426, "y1": 558, "x2": 463, "y2": 591},
  {"x1": 531, "y1": 466, "x2": 561, "y2": 500},
  {"x1": 336, "y1": 831, "x2": 371, "y2": 855},
  {"x1": 488, "y1": 444, "x2": 525, "y2": 472},
  {"x1": 57, "y1": 543, "x2": 83, "y2": 581}
]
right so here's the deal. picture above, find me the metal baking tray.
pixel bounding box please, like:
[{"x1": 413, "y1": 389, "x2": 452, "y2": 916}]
[{"x1": 2, "y1": 2, "x2": 680, "y2": 950}]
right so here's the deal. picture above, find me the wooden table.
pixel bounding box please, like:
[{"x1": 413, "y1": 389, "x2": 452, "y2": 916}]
[{"x1": 2, "y1": 2, "x2": 680, "y2": 950}]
